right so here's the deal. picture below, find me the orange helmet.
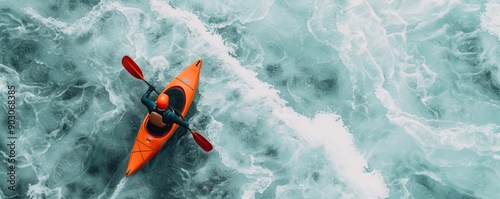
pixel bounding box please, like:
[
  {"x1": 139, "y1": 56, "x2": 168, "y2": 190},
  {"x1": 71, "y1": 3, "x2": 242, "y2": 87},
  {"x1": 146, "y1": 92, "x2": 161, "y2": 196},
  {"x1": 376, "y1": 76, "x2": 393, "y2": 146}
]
[{"x1": 156, "y1": 94, "x2": 169, "y2": 109}]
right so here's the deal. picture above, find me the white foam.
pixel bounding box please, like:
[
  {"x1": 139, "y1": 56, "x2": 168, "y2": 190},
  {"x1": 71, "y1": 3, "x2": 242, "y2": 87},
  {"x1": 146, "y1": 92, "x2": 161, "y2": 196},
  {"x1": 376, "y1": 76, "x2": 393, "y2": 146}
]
[
  {"x1": 24, "y1": 2, "x2": 122, "y2": 36},
  {"x1": 114, "y1": 4, "x2": 149, "y2": 58},
  {"x1": 393, "y1": 117, "x2": 500, "y2": 153},
  {"x1": 109, "y1": 177, "x2": 128, "y2": 199},
  {"x1": 170, "y1": 0, "x2": 274, "y2": 25},
  {"x1": 0, "y1": 64, "x2": 19, "y2": 93},
  {"x1": 481, "y1": 2, "x2": 500, "y2": 41},
  {"x1": 274, "y1": 111, "x2": 389, "y2": 198},
  {"x1": 149, "y1": 1, "x2": 388, "y2": 198},
  {"x1": 312, "y1": 1, "x2": 500, "y2": 197},
  {"x1": 149, "y1": 55, "x2": 170, "y2": 81},
  {"x1": 27, "y1": 173, "x2": 62, "y2": 199}
]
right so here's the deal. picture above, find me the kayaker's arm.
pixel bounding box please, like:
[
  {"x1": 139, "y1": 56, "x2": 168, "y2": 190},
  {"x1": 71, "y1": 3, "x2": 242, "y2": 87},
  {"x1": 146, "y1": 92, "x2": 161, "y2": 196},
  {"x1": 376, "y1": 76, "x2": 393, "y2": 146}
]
[
  {"x1": 141, "y1": 90, "x2": 156, "y2": 113},
  {"x1": 170, "y1": 106, "x2": 184, "y2": 120},
  {"x1": 164, "y1": 111, "x2": 189, "y2": 129}
]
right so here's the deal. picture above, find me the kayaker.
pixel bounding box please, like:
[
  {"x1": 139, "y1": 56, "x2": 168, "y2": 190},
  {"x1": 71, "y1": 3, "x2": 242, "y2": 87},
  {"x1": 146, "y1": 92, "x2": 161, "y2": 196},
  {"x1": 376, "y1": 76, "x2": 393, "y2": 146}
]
[{"x1": 141, "y1": 85, "x2": 189, "y2": 131}]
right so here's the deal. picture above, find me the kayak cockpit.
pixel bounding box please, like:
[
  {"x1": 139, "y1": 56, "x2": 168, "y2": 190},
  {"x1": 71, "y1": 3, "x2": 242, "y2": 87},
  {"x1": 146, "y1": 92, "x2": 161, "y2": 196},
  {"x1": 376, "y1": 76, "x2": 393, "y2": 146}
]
[{"x1": 145, "y1": 87, "x2": 186, "y2": 136}]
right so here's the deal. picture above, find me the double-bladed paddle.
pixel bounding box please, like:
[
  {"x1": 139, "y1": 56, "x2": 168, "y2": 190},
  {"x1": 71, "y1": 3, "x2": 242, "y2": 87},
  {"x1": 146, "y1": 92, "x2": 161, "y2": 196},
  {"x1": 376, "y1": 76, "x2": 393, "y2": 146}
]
[{"x1": 121, "y1": 55, "x2": 213, "y2": 152}]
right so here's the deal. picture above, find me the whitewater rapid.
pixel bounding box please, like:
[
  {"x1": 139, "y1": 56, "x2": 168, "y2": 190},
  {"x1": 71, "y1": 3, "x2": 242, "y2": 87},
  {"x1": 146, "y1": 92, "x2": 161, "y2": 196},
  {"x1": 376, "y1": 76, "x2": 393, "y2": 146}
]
[{"x1": 1, "y1": 0, "x2": 500, "y2": 198}]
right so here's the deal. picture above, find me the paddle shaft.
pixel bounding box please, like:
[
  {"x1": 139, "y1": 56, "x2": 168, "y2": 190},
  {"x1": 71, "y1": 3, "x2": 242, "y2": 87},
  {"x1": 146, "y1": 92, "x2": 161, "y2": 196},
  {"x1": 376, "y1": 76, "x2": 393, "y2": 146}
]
[{"x1": 143, "y1": 80, "x2": 160, "y2": 95}]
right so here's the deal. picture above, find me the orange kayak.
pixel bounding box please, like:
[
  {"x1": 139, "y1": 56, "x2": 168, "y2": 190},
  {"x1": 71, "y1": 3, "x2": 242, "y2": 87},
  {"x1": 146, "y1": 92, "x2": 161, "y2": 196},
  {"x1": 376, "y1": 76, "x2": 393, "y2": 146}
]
[{"x1": 125, "y1": 58, "x2": 202, "y2": 177}]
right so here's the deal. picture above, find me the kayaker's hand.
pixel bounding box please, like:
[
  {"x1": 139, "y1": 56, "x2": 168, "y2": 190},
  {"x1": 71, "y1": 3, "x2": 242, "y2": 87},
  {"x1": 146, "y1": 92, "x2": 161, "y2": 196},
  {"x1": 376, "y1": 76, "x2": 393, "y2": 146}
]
[{"x1": 148, "y1": 85, "x2": 156, "y2": 92}]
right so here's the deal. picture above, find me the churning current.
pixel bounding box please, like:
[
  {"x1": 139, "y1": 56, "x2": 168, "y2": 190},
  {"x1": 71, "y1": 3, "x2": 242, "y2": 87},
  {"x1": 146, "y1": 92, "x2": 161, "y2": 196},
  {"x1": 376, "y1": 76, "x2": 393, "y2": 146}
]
[{"x1": 1, "y1": 0, "x2": 500, "y2": 198}]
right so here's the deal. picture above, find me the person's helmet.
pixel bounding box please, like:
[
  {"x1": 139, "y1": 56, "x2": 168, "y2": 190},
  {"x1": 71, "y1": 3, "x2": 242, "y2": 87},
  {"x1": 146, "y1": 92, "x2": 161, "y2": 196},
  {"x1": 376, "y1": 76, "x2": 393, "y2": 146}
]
[{"x1": 156, "y1": 94, "x2": 169, "y2": 110}]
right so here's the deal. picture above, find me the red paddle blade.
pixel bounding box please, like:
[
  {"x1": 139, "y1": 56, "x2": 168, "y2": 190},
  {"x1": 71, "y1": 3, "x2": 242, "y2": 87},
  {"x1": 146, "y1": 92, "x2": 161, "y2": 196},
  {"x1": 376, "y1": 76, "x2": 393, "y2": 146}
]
[
  {"x1": 121, "y1": 55, "x2": 145, "y2": 80},
  {"x1": 191, "y1": 131, "x2": 213, "y2": 152}
]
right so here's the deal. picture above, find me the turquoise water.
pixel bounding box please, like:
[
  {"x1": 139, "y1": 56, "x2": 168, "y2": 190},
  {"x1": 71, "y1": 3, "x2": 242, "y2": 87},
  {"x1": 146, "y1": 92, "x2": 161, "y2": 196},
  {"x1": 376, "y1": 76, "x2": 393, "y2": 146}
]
[{"x1": 1, "y1": 0, "x2": 500, "y2": 198}]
